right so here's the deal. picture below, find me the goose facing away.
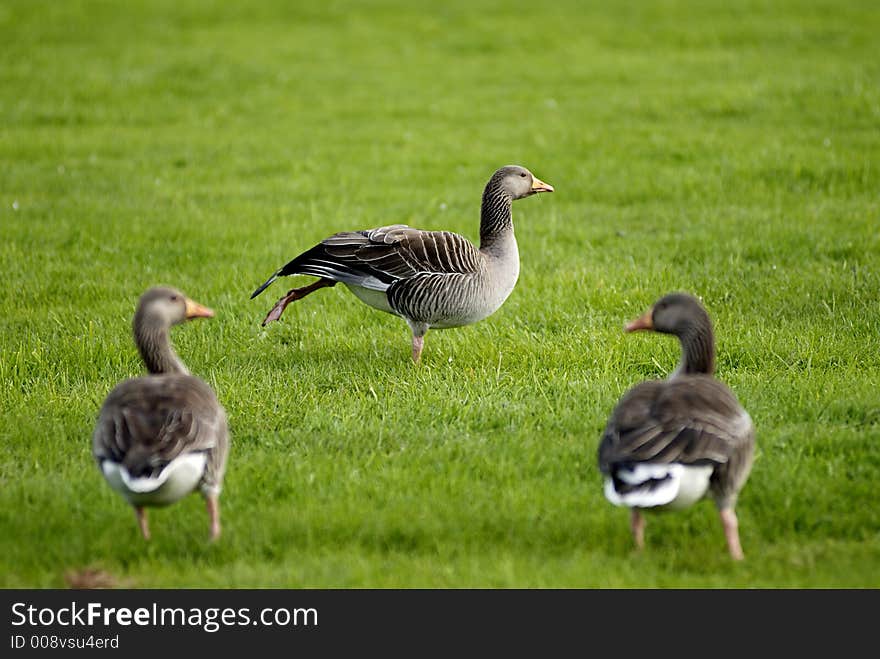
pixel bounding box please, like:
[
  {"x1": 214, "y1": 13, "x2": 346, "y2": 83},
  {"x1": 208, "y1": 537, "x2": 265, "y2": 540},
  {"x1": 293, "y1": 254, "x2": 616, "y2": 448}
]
[
  {"x1": 598, "y1": 293, "x2": 755, "y2": 560},
  {"x1": 92, "y1": 287, "x2": 230, "y2": 541},
  {"x1": 251, "y1": 165, "x2": 553, "y2": 362}
]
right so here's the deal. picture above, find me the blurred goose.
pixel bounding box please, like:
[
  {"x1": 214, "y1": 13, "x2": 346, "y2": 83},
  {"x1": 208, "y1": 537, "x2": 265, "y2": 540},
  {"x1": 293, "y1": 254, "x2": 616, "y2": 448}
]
[
  {"x1": 598, "y1": 293, "x2": 755, "y2": 560},
  {"x1": 251, "y1": 165, "x2": 553, "y2": 362},
  {"x1": 92, "y1": 287, "x2": 230, "y2": 540}
]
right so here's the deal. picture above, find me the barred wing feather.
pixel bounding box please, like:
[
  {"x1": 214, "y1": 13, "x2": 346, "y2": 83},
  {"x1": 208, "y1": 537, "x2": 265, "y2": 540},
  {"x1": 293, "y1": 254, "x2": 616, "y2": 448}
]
[
  {"x1": 275, "y1": 225, "x2": 483, "y2": 291},
  {"x1": 93, "y1": 375, "x2": 224, "y2": 479},
  {"x1": 598, "y1": 377, "x2": 753, "y2": 473}
]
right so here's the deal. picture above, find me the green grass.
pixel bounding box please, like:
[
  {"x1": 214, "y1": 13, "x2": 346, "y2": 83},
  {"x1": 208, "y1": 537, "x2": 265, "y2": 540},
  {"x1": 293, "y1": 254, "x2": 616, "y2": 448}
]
[{"x1": 1, "y1": 0, "x2": 879, "y2": 588}]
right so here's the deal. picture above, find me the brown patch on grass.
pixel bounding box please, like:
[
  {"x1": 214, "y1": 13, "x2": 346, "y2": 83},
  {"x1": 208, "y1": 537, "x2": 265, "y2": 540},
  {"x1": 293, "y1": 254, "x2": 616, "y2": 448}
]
[{"x1": 64, "y1": 568, "x2": 124, "y2": 589}]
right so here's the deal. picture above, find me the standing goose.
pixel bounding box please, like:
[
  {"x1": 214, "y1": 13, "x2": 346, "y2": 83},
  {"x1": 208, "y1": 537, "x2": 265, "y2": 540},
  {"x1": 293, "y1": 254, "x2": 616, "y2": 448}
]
[
  {"x1": 92, "y1": 287, "x2": 230, "y2": 541},
  {"x1": 598, "y1": 293, "x2": 755, "y2": 560},
  {"x1": 251, "y1": 165, "x2": 553, "y2": 362}
]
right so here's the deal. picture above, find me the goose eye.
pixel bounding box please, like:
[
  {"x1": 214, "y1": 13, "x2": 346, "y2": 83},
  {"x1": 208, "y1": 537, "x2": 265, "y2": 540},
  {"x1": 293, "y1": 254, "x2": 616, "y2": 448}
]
[
  {"x1": 170, "y1": 295, "x2": 179, "y2": 302},
  {"x1": 520, "y1": 172, "x2": 527, "y2": 178}
]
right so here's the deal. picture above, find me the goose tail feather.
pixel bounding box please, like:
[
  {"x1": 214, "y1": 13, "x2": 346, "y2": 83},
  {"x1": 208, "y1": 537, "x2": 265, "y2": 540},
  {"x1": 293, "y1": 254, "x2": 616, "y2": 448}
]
[
  {"x1": 251, "y1": 270, "x2": 281, "y2": 299},
  {"x1": 101, "y1": 453, "x2": 208, "y2": 505},
  {"x1": 604, "y1": 463, "x2": 713, "y2": 510}
]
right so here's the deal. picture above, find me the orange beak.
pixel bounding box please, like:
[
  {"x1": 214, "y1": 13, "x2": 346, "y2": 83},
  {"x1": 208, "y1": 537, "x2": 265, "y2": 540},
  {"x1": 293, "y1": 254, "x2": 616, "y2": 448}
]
[
  {"x1": 625, "y1": 307, "x2": 653, "y2": 332},
  {"x1": 185, "y1": 298, "x2": 215, "y2": 319},
  {"x1": 530, "y1": 176, "x2": 554, "y2": 194}
]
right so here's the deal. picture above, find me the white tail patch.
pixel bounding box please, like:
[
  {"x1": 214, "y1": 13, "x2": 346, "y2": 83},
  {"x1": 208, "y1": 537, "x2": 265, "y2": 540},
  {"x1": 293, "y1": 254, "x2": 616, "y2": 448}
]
[
  {"x1": 101, "y1": 453, "x2": 207, "y2": 507},
  {"x1": 604, "y1": 463, "x2": 714, "y2": 511}
]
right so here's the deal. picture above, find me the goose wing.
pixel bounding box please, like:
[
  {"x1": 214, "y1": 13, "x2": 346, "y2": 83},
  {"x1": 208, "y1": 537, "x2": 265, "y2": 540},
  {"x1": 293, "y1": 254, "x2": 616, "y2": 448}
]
[
  {"x1": 252, "y1": 225, "x2": 483, "y2": 296},
  {"x1": 93, "y1": 375, "x2": 226, "y2": 479},
  {"x1": 598, "y1": 376, "x2": 753, "y2": 473}
]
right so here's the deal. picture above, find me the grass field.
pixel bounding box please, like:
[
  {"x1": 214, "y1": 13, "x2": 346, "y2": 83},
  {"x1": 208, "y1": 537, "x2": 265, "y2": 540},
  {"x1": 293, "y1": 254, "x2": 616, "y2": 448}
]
[{"x1": 1, "y1": 0, "x2": 879, "y2": 588}]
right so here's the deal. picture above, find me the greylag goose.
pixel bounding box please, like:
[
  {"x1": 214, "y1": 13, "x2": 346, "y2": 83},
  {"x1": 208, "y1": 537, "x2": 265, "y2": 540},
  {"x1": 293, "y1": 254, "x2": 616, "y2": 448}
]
[
  {"x1": 92, "y1": 287, "x2": 230, "y2": 541},
  {"x1": 251, "y1": 165, "x2": 553, "y2": 362},
  {"x1": 597, "y1": 293, "x2": 755, "y2": 560}
]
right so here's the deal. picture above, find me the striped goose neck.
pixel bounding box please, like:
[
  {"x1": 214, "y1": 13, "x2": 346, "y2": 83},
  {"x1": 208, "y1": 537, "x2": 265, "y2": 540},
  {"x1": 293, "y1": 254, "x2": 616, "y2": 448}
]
[
  {"x1": 674, "y1": 322, "x2": 715, "y2": 377},
  {"x1": 478, "y1": 183, "x2": 514, "y2": 252},
  {"x1": 133, "y1": 316, "x2": 189, "y2": 376}
]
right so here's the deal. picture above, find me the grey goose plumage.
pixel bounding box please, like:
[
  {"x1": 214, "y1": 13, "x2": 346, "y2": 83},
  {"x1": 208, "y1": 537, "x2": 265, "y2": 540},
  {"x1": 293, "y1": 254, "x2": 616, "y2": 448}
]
[
  {"x1": 251, "y1": 165, "x2": 553, "y2": 361},
  {"x1": 92, "y1": 287, "x2": 230, "y2": 540},
  {"x1": 598, "y1": 293, "x2": 755, "y2": 560}
]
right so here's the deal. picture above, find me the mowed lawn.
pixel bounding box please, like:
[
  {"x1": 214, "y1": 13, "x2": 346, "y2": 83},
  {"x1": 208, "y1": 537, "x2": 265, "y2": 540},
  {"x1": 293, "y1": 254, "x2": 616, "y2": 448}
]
[{"x1": 1, "y1": 0, "x2": 878, "y2": 588}]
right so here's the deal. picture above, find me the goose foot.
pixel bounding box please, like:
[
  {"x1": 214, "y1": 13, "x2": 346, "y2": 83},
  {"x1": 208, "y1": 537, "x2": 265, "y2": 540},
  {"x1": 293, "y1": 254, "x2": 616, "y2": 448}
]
[
  {"x1": 261, "y1": 278, "x2": 336, "y2": 326},
  {"x1": 720, "y1": 508, "x2": 744, "y2": 560},
  {"x1": 206, "y1": 495, "x2": 221, "y2": 541},
  {"x1": 135, "y1": 507, "x2": 150, "y2": 541},
  {"x1": 631, "y1": 508, "x2": 645, "y2": 550}
]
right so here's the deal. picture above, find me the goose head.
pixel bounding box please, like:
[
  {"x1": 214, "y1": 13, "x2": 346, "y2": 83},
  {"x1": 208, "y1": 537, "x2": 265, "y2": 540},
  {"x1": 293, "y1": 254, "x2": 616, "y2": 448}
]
[
  {"x1": 625, "y1": 292, "x2": 715, "y2": 376},
  {"x1": 491, "y1": 165, "x2": 554, "y2": 200},
  {"x1": 134, "y1": 286, "x2": 215, "y2": 330},
  {"x1": 625, "y1": 293, "x2": 711, "y2": 337}
]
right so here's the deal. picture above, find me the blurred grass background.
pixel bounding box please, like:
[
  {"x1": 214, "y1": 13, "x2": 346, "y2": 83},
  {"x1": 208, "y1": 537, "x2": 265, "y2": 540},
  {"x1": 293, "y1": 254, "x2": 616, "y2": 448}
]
[{"x1": 1, "y1": 0, "x2": 878, "y2": 586}]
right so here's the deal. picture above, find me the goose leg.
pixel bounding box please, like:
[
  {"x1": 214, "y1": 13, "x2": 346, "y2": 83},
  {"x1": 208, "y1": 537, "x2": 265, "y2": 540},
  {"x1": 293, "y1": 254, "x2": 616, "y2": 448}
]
[
  {"x1": 206, "y1": 494, "x2": 221, "y2": 541},
  {"x1": 719, "y1": 508, "x2": 744, "y2": 560},
  {"x1": 135, "y1": 507, "x2": 150, "y2": 541},
  {"x1": 412, "y1": 335, "x2": 425, "y2": 363},
  {"x1": 408, "y1": 321, "x2": 429, "y2": 363},
  {"x1": 261, "y1": 278, "x2": 337, "y2": 326},
  {"x1": 631, "y1": 509, "x2": 645, "y2": 550}
]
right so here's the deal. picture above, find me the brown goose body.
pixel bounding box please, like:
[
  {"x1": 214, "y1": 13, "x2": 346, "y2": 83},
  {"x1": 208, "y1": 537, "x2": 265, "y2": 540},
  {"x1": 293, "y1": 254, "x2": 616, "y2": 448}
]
[
  {"x1": 598, "y1": 293, "x2": 755, "y2": 559},
  {"x1": 93, "y1": 375, "x2": 228, "y2": 501},
  {"x1": 92, "y1": 287, "x2": 229, "y2": 540},
  {"x1": 251, "y1": 165, "x2": 553, "y2": 362}
]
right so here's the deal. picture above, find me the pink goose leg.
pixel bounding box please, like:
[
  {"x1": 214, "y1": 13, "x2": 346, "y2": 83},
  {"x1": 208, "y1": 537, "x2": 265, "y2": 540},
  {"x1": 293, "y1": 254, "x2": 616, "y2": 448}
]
[{"x1": 261, "y1": 278, "x2": 337, "y2": 326}]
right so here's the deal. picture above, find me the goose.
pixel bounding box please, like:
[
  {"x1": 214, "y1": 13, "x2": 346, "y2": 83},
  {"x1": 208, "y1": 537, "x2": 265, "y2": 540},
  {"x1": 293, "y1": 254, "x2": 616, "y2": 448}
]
[
  {"x1": 92, "y1": 287, "x2": 230, "y2": 540},
  {"x1": 597, "y1": 293, "x2": 755, "y2": 560},
  {"x1": 250, "y1": 165, "x2": 553, "y2": 362}
]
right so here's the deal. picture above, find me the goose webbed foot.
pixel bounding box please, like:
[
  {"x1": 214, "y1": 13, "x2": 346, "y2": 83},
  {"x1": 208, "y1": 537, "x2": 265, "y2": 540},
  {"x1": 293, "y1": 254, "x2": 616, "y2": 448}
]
[{"x1": 261, "y1": 278, "x2": 336, "y2": 326}]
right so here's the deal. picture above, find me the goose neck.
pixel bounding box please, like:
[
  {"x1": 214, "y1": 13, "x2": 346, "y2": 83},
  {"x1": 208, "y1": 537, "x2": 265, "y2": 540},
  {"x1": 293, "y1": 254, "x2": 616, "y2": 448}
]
[
  {"x1": 674, "y1": 326, "x2": 715, "y2": 377},
  {"x1": 133, "y1": 317, "x2": 189, "y2": 376},
  {"x1": 479, "y1": 186, "x2": 514, "y2": 251}
]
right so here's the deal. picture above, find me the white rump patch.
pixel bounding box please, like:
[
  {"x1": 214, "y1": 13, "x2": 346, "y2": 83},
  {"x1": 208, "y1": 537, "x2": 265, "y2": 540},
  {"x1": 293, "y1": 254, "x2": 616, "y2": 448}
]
[
  {"x1": 101, "y1": 453, "x2": 207, "y2": 507},
  {"x1": 345, "y1": 284, "x2": 395, "y2": 313},
  {"x1": 604, "y1": 463, "x2": 714, "y2": 511}
]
